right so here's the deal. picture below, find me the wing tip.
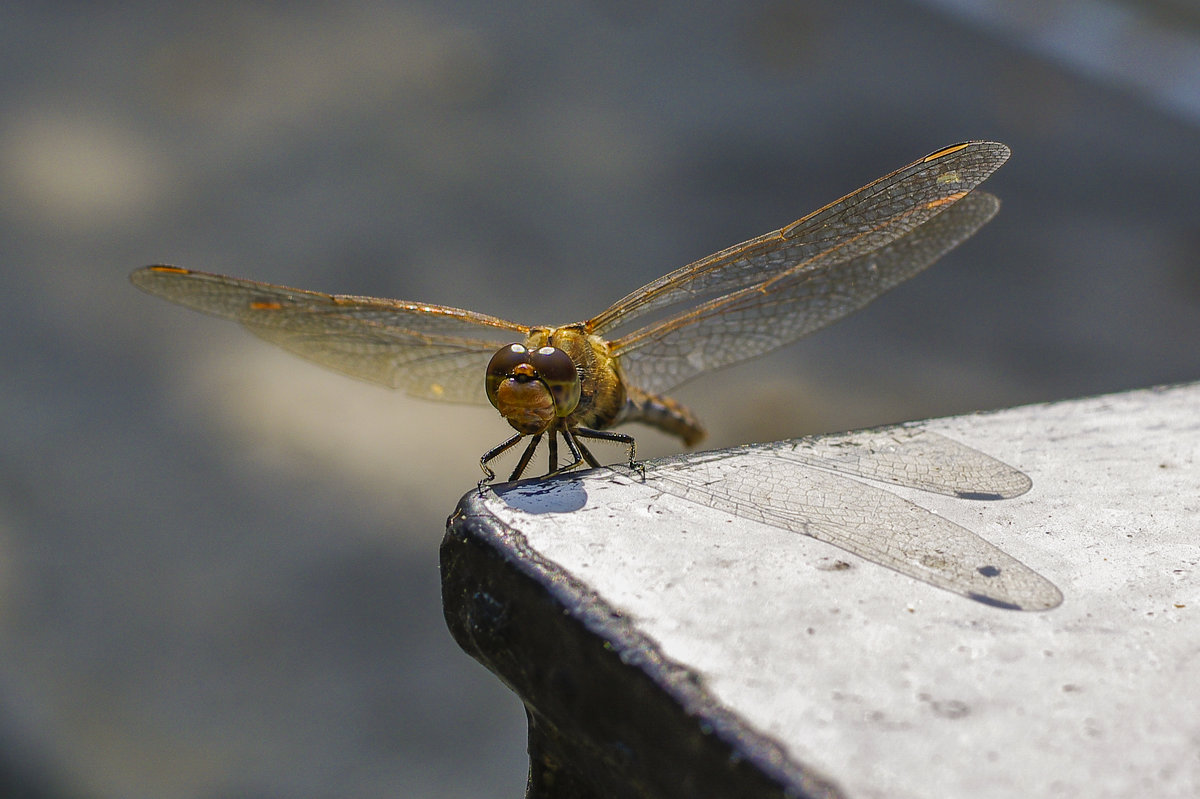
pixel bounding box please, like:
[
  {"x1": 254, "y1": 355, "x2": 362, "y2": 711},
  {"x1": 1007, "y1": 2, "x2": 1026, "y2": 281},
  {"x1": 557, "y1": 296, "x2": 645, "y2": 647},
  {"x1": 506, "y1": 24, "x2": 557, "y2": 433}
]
[{"x1": 924, "y1": 140, "x2": 1011, "y2": 164}]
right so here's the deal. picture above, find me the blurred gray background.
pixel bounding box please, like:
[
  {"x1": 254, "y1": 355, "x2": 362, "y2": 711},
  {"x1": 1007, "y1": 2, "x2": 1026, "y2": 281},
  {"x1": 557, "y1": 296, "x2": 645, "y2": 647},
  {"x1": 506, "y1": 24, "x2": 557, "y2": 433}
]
[{"x1": 2, "y1": 1, "x2": 1197, "y2": 797}]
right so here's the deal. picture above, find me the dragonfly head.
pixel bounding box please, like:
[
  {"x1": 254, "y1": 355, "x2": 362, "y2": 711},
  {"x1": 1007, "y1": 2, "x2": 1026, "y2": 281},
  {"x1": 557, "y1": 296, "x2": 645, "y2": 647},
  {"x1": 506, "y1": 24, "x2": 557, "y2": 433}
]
[{"x1": 486, "y1": 343, "x2": 582, "y2": 434}]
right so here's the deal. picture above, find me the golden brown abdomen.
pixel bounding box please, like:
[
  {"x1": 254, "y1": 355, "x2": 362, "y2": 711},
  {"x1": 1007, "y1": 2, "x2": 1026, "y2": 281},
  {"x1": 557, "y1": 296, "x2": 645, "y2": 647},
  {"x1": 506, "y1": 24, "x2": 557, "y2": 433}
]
[{"x1": 619, "y1": 386, "x2": 706, "y2": 447}]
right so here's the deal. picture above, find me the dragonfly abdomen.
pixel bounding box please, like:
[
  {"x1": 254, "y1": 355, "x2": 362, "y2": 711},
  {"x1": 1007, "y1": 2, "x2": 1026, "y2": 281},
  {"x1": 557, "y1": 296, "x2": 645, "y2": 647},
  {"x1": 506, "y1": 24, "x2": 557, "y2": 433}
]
[{"x1": 620, "y1": 387, "x2": 706, "y2": 447}]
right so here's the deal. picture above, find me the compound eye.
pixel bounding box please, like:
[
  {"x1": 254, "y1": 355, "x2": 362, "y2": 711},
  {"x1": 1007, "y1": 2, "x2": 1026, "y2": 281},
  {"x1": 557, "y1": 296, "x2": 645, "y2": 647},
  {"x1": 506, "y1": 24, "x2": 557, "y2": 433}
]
[
  {"x1": 485, "y1": 344, "x2": 530, "y2": 409},
  {"x1": 487, "y1": 343, "x2": 529, "y2": 376},
  {"x1": 528, "y1": 346, "x2": 581, "y2": 416}
]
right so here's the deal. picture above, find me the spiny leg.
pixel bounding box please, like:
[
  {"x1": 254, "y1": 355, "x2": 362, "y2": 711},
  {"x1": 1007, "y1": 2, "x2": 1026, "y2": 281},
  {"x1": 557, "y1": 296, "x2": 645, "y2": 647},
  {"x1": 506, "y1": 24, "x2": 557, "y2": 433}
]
[
  {"x1": 570, "y1": 432, "x2": 602, "y2": 468},
  {"x1": 544, "y1": 426, "x2": 586, "y2": 478},
  {"x1": 480, "y1": 432, "x2": 524, "y2": 488},
  {"x1": 485, "y1": 425, "x2": 641, "y2": 483},
  {"x1": 508, "y1": 433, "x2": 544, "y2": 481},
  {"x1": 541, "y1": 425, "x2": 637, "y2": 478},
  {"x1": 574, "y1": 427, "x2": 638, "y2": 472}
]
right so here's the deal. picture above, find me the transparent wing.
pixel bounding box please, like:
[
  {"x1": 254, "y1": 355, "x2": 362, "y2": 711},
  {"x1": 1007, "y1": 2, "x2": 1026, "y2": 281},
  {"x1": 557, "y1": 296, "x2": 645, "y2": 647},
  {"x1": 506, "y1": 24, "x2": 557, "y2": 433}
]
[
  {"x1": 642, "y1": 438, "x2": 1061, "y2": 611},
  {"x1": 130, "y1": 266, "x2": 529, "y2": 403},
  {"x1": 768, "y1": 426, "x2": 1032, "y2": 499},
  {"x1": 592, "y1": 141, "x2": 1008, "y2": 394},
  {"x1": 613, "y1": 189, "x2": 999, "y2": 394},
  {"x1": 591, "y1": 141, "x2": 1007, "y2": 334}
]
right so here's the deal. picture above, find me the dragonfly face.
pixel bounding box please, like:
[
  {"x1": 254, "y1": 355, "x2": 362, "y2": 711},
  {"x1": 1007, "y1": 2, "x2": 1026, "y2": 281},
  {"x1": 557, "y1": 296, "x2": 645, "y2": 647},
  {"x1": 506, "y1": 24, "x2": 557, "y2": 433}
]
[
  {"x1": 485, "y1": 343, "x2": 582, "y2": 433},
  {"x1": 131, "y1": 141, "x2": 1010, "y2": 484}
]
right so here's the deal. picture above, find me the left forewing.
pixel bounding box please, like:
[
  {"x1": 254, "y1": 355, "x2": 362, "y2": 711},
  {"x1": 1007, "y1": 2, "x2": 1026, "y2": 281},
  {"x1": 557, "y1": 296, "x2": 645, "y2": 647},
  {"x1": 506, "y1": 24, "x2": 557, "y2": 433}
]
[{"x1": 131, "y1": 266, "x2": 528, "y2": 403}]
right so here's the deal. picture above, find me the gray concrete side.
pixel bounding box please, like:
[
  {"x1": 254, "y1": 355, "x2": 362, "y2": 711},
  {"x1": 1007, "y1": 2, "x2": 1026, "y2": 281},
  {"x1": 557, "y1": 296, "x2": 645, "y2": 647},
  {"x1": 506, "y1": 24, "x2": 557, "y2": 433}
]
[{"x1": 447, "y1": 382, "x2": 1200, "y2": 798}]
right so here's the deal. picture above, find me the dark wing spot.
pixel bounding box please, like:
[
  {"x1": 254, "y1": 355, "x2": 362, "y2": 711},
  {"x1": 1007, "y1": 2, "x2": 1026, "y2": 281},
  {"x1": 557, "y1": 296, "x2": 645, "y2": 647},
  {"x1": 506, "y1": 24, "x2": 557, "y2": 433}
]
[
  {"x1": 955, "y1": 490, "x2": 1003, "y2": 501},
  {"x1": 967, "y1": 592, "x2": 1022, "y2": 611}
]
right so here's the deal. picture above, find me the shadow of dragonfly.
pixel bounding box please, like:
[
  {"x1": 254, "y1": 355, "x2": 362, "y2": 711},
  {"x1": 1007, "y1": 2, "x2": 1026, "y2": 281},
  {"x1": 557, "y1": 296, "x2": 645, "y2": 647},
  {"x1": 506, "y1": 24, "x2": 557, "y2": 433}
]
[
  {"x1": 500, "y1": 425, "x2": 1062, "y2": 611},
  {"x1": 639, "y1": 426, "x2": 1061, "y2": 611}
]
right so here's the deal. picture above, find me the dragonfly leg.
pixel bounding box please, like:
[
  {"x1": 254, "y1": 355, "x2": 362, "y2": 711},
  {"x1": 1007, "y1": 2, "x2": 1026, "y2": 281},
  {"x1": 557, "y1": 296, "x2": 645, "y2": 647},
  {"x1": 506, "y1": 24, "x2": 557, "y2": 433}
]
[
  {"x1": 480, "y1": 432, "x2": 521, "y2": 481},
  {"x1": 541, "y1": 426, "x2": 587, "y2": 478},
  {"x1": 548, "y1": 432, "x2": 559, "y2": 474},
  {"x1": 541, "y1": 426, "x2": 640, "y2": 478},
  {"x1": 479, "y1": 431, "x2": 529, "y2": 491},
  {"x1": 575, "y1": 438, "x2": 602, "y2": 468},
  {"x1": 508, "y1": 433, "x2": 544, "y2": 481},
  {"x1": 575, "y1": 427, "x2": 640, "y2": 473}
]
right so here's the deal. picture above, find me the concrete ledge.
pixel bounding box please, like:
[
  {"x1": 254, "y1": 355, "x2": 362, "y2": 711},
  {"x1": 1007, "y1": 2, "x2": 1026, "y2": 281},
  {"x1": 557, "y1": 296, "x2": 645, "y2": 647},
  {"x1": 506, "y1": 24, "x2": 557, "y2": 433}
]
[{"x1": 441, "y1": 383, "x2": 1200, "y2": 798}]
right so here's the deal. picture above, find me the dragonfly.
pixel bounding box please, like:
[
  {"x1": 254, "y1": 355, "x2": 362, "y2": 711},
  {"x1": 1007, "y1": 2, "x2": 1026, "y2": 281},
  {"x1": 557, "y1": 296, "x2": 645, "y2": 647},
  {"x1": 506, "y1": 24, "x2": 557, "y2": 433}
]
[{"x1": 131, "y1": 141, "x2": 1009, "y2": 484}]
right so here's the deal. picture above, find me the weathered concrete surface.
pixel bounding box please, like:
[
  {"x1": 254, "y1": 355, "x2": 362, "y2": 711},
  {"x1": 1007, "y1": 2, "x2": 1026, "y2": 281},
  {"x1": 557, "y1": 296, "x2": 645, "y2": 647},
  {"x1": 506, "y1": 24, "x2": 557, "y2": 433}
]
[{"x1": 448, "y1": 383, "x2": 1199, "y2": 798}]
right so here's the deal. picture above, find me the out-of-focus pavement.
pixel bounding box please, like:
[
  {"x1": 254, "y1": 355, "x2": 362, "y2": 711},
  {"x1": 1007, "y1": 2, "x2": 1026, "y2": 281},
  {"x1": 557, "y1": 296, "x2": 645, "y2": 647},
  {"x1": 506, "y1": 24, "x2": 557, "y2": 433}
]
[{"x1": 1, "y1": 2, "x2": 1197, "y2": 797}]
